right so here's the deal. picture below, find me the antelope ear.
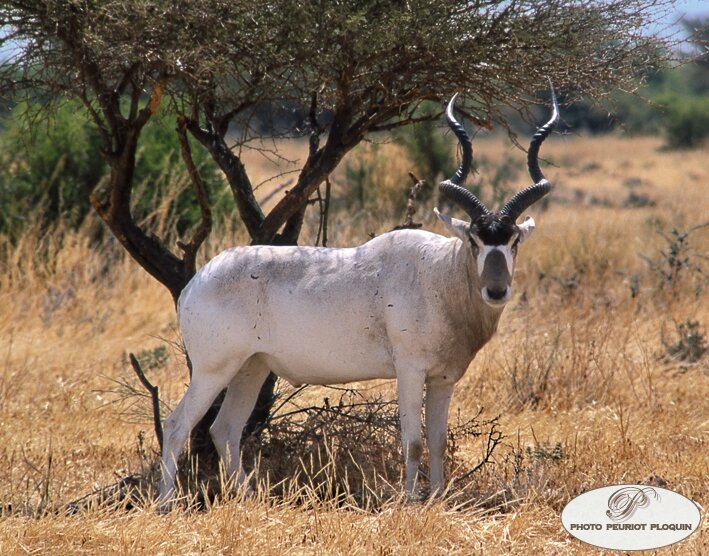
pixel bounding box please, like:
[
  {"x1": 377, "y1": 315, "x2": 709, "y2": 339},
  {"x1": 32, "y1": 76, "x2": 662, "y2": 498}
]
[
  {"x1": 434, "y1": 208, "x2": 469, "y2": 242},
  {"x1": 517, "y1": 215, "x2": 536, "y2": 244}
]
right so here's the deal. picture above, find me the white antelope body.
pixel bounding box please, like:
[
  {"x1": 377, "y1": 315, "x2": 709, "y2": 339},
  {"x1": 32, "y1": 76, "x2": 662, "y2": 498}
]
[{"x1": 159, "y1": 90, "x2": 559, "y2": 504}]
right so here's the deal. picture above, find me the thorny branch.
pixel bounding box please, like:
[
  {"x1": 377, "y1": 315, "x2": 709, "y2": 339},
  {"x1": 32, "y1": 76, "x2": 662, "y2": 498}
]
[{"x1": 451, "y1": 407, "x2": 504, "y2": 484}]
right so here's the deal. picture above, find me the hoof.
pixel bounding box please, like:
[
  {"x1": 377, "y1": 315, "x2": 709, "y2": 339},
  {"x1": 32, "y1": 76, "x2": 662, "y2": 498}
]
[
  {"x1": 156, "y1": 501, "x2": 175, "y2": 514},
  {"x1": 156, "y1": 494, "x2": 176, "y2": 514},
  {"x1": 404, "y1": 489, "x2": 425, "y2": 504},
  {"x1": 429, "y1": 483, "x2": 447, "y2": 499}
]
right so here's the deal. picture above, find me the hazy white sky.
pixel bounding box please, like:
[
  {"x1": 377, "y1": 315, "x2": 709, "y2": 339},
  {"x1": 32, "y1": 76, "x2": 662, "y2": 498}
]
[
  {"x1": 650, "y1": 0, "x2": 707, "y2": 49},
  {"x1": 675, "y1": 0, "x2": 708, "y2": 17},
  {"x1": 664, "y1": 0, "x2": 708, "y2": 29}
]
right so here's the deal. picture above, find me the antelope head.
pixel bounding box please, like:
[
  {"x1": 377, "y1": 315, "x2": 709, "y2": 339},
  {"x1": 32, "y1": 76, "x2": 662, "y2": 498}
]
[{"x1": 436, "y1": 87, "x2": 559, "y2": 307}]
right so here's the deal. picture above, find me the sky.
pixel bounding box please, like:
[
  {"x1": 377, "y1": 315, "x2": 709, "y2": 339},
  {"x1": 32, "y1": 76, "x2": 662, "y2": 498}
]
[
  {"x1": 658, "y1": 0, "x2": 708, "y2": 34},
  {"x1": 649, "y1": 0, "x2": 707, "y2": 55},
  {"x1": 674, "y1": 0, "x2": 708, "y2": 18}
]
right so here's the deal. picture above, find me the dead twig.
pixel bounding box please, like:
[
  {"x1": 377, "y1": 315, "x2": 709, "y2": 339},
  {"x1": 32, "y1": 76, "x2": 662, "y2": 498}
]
[
  {"x1": 392, "y1": 172, "x2": 427, "y2": 231},
  {"x1": 63, "y1": 474, "x2": 150, "y2": 515},
  {"x1": 315, "y1": 177, "x2": 332, "y2": 247},
  {"x1": 129, "y1": 353, "x2": 163, "y2": 452},
  {"x1": 260, "y1": 178, "x2": 294, "y2": 206}
]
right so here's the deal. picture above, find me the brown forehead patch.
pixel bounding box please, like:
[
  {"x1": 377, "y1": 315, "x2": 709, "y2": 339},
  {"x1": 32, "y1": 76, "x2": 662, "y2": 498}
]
[{"x1": 470, "y1": 214, "x2": 517, "y2": 245}]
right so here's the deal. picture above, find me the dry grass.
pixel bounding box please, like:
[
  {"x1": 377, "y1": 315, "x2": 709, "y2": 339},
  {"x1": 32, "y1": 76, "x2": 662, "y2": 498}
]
[{"x1": 0, "y1": 134, "x2": 707, "y2": 554}]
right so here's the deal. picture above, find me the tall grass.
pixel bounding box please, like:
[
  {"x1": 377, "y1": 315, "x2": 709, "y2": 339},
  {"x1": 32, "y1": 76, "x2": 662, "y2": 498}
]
[{"x1": 0, "y1": 134, "x2": 707, "y2": 553}]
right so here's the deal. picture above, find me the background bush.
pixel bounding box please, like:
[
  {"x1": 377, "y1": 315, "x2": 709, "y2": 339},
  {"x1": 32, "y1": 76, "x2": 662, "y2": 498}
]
[
  {"x1": 564, "y1": 17, "x2": 708, "y2": 148},
  {"x1": 0, "y1": 100, "x2": 230, "y2": 239},
  {"x1": 0, "y1": 100, "x2": 106, "y2": 235},
  {"x1": 658, "y1": 93, "x2": 709, "y2": 148}
]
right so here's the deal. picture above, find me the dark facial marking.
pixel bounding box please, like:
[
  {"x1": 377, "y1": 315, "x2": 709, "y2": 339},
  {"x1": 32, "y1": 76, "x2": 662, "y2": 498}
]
[
  {"x1": 480, "y1": 249, "x2": 511, "y2": 291},
  {"x1": 470, "y1": 214, "x2": 518, "y2": 246}
]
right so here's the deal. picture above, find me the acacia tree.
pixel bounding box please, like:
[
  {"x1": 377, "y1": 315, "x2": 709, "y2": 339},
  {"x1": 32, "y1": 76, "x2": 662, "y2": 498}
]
[{"x1": 1, "y1": 0, "x2": 674, "y2": 462}]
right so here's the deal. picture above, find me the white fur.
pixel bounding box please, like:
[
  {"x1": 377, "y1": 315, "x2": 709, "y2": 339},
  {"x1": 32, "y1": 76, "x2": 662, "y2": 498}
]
[
  {"x1": 518, "y1": 216, "x2": 535, "y2": 243},
  {"x1": 159, "y1": 210, "x2": 533, "y2": 505}
]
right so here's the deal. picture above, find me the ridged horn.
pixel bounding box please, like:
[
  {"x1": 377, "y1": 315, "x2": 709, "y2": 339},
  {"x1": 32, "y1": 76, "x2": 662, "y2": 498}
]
[
  {"x1": 499, "y1": 83, "x2": 559, "y2": 222},
  {"x1": 445, "y1": 93, "x2": 472, "y2": 185},
  {"x1": 438, "y1": 94, "x2": 490, "y2": 222}
]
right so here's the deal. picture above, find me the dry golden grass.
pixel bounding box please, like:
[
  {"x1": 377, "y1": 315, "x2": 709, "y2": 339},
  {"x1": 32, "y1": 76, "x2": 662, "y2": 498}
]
[{"x1": 0, "y1": 134, "x2": 707, "y2": 554}]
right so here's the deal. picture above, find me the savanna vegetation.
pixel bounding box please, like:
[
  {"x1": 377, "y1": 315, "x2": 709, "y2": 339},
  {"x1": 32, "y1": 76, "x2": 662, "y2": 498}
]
[
  {"x1": 3, "y1": 0, "x2": 680, "y2": 466},
  {"x1": 0, "y1": 133, "x2": 707, "y2": 553},
  {"x1": 0, "y1": 0, "x2": 707, "y2": 553}
]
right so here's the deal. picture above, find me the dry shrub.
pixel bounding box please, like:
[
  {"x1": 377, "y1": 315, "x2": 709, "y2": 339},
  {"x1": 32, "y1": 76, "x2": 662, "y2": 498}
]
[
  {"x1": 245, "y1": 388, "x2": 404, "y2": 507},
  {"x1": 133, "y1": 386, "x2": 504, "y2": 512}
]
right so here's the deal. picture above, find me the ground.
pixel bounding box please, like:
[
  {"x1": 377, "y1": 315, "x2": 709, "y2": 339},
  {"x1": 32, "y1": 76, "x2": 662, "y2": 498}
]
[{"x1": 0, "y1": 134, "x2": 706, "y2": 554}]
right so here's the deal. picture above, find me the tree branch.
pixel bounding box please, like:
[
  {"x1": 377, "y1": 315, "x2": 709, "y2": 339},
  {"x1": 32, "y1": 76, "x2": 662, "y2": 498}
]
[
  {"x1": 183, "y1": 116, "x2": 265, "y2": 238},
  {"x1": 176, "y1": 116, "x2": 213, "y2": 277},
  {"x1": 254, "y1": 101, "x2": 355, "y2": 244}
]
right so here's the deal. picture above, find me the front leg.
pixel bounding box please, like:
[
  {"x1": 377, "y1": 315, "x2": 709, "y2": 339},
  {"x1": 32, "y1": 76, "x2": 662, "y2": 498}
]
[
  {"x1": 425, "y1": 379, "x2": 455, "y2": 494},
  {"x1": 396, "y1": 370, "x2": 426, "y2": 494}
]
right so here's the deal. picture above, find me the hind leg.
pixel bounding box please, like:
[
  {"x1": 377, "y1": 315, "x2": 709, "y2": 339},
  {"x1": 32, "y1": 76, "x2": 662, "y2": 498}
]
[
  {"x1": 210, "y1": 358, "x2": 270, "y2": 488},
  {"x1": 158, "y1": 368, "x2": 237, "y2": 507}
]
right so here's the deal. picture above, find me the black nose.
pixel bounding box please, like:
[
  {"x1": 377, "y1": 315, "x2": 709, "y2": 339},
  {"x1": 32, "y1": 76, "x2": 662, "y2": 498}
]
[{"x1": 486, "y1": 288, "x2": 507, "y2": 300}]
